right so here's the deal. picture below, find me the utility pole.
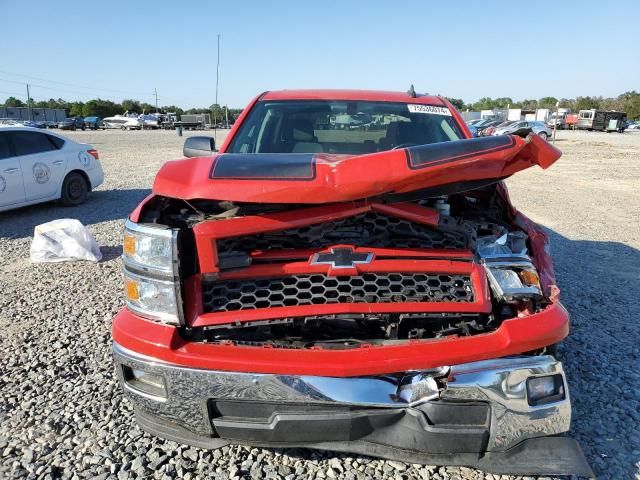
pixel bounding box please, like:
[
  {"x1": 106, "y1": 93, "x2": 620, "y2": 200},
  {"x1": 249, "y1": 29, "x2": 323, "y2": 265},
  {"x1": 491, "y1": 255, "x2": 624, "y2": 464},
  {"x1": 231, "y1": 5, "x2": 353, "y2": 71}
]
[
  {"x1": 26, "y1": 83, "x2": 32, "y2": 121},
  {"x1": 225, "y1": 105, "x2": 229, "y2": 128},
  {"x1": 214, "y1": 33, "x2": 220, "y2": 128},
  {"x1": 154, "y1": 88, "x2": 159, "y2": 113},
  {"x1": 553, "y1": 101, "x2": 559, "y2": 143}
]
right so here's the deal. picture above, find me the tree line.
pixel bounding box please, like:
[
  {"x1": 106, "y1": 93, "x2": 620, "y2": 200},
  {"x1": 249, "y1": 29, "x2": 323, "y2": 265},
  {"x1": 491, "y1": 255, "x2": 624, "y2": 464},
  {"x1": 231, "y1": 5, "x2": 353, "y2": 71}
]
[
  {"x1": 445, "y1": 91, "x2": 640, "y2": 119},
  {"x1": 2, "y1": 91, "x2": 640, "y2": 120},
  {"x1": 0, "y1": 97, "x2": 244, "y2": 123}
]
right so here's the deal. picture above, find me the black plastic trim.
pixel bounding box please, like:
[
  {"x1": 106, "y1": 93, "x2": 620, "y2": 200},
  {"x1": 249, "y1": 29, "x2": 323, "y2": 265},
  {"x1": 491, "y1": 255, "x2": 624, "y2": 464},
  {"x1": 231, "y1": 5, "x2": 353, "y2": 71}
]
[
  {"x1": 210, "y1": 153, "x2": 316, "y2": 181},
  {"x1": 405, "y1": 135, "x2": 516, "y2": 170}
]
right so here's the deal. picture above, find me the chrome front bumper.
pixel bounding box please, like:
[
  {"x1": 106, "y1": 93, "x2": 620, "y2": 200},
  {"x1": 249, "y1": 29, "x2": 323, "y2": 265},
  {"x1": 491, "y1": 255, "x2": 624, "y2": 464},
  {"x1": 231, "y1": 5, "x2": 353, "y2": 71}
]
[{"x1": 113, "y1": 343, "x2": 591, "y2": 476}]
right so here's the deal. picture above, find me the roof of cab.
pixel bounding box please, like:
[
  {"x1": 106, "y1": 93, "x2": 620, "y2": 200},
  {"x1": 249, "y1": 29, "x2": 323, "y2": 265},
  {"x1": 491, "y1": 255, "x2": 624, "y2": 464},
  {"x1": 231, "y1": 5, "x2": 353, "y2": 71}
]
[{"x1": 261, "y1": 89, "x2": 446, "y2": 105}]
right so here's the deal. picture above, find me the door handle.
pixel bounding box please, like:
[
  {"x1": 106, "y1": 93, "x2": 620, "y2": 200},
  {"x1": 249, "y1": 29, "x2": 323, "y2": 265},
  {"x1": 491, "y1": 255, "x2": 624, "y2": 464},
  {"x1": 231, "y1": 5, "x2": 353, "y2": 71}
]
[
  {"x1": 52, "y1": 160, "x2": 64, "y2": 166},
  {"x1": 3, "y1": 168, "x2": 18, "y2": 174}
]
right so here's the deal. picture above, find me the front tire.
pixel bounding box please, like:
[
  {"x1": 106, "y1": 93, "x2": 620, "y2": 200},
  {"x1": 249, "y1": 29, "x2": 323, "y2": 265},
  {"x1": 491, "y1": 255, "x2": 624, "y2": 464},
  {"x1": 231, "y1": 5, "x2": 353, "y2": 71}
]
[
  {"x1": 538, "y1": 131, "x2": 548, "y2": 140},
  {"x1": 60, "y1": 172, "x2": 89, "y2": 206}
]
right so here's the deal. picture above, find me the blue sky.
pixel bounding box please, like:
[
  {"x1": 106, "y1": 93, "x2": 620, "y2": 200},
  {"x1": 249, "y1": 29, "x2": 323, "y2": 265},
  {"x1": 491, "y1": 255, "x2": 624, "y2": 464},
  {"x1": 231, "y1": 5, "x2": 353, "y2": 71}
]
[{"x1": 1, "y1": 0, "x2": 638, "y2": 109}]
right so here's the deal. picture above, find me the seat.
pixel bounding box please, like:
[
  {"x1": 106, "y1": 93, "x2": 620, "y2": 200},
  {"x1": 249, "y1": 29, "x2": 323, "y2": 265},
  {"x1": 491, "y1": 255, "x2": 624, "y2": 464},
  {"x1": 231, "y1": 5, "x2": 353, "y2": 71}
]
[
  {"x1": 289, "y1": 119, "x2": 323, "y2": 153},
  {"x1": 379, "y1": 121, "x2": 402, "y2": 151},
  {"x1": 396, "y1": 122, "x2": 432, "y2": 146}
]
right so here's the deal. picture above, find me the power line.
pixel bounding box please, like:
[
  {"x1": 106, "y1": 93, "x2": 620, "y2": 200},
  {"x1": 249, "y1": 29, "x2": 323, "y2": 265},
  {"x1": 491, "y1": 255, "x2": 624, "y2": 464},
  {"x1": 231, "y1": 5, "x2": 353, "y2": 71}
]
[
  {"x1": 0, "y1": 77, "x2": 24, "y2": 85},
  {"x1": 0, "y1": 77, "x2": 123, "y2": 100},
  {"x1": 0, "y1": 89, "x2": 23, "y2": 97},
  {"x1": 0, "y1": 78, "x2": 162, "y2": 104},
  {"x1": 0, "y1": 74, "x2": 205, "y2": 108},
  {"x1": 0, "y1": 69, "x2": 152, "y2": 96}
]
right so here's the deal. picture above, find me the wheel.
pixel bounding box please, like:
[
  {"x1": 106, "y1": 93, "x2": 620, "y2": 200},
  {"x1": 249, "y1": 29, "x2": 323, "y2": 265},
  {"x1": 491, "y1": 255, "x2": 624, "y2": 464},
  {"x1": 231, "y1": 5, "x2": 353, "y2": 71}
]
[
  {"x1": 60, "y1": 172, "x2": 89, "y2": 206},
  {"x1": 121, "y1": 126, "x2": 126, "y2": 131},
  {"x1": 71, "y1": 126, "x2": 76, "y2": 131},
  {"x1": 538, "y1": 131, "x2": 548, "y2": 140}
]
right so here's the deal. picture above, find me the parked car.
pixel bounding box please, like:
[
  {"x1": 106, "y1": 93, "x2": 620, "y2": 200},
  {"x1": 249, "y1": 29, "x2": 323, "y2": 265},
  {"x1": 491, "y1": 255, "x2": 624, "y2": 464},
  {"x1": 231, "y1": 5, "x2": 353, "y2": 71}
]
[
  {"x1": 84, "y1": 116, "x2": 105, "y2": 130},
  {"x1": 475, "y1": 119, "x2": 503, "y2": 136},
  {"x1": 493, "y1": 120, "x2": 552, "y2": 140},
  {"x1": 466, "y1": 118, "x2": 485, "y2": 127},
  {"x1": 471, "y1": 118, "x2": 495, "y2": 129},
  {"x1": 112, "y1": 89, "x2": 592, "y2": 477},
  {"x1": 483, "y1": 120, "x2": 514, "y2": 136},
  {"x1": 467, "y1": 124, "x2": 478, "y2": 137},
  {"x1": 0, "y1": 127, "x2": 103, "y2": 212},
  {"x1": 58, "y1": 117, "x2": 86, "y2": 131},
  {"x1": 626, "y1": 121, "x2": 640, "y2": 130},
  {"x1": 17, "y1": 120, "x2": 47, "y2": 129}
]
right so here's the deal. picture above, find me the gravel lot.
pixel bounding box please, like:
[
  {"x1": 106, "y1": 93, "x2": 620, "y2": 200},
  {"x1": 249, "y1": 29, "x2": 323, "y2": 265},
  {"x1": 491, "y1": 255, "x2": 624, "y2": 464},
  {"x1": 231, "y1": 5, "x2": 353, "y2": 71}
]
[{"x1": 1, "y1": 129, "x2": 639, "y2": 479}]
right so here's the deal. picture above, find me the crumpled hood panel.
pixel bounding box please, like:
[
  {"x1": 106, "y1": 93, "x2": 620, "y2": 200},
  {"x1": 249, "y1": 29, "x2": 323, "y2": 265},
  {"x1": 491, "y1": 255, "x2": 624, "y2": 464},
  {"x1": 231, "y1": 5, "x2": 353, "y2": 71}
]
[{"x1": 152, "y1": 134, "x2": 561, "y2": 203}]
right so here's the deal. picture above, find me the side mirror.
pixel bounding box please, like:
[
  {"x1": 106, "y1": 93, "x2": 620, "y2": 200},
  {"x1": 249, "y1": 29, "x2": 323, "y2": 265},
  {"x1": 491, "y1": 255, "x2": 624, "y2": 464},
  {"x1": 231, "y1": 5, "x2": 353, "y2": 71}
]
[{"x1": 183, "y1": 136, "x2": 216, "y2": 157}]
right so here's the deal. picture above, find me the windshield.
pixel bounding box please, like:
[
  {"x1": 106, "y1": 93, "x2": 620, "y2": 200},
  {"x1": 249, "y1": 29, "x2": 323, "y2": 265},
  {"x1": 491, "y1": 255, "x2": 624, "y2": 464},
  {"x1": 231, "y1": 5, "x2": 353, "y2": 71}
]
[{"x1": 227, "y1": 100, "x2": 464, "y2": 155}]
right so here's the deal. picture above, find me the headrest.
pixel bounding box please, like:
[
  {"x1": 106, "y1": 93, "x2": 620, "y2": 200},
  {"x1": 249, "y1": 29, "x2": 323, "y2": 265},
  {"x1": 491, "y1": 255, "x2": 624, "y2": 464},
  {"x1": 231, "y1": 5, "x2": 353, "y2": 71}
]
[{"x1": 291, "y1": 119, "x2": 315, "y2": 142}]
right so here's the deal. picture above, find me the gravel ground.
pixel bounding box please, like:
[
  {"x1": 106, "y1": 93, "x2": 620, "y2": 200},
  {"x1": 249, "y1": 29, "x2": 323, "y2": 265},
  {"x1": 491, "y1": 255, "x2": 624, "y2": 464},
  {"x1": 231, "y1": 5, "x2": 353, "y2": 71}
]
[{"x1": 1, "y1": 129, "x2": 639, "y2": 479}]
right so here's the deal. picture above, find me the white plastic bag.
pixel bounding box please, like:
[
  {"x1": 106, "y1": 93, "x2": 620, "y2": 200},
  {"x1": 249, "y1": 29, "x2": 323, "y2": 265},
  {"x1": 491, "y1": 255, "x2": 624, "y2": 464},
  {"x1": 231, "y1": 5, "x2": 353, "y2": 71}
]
[{"x1": 30, "y1": 219, "x2": 102, "y2": 263}]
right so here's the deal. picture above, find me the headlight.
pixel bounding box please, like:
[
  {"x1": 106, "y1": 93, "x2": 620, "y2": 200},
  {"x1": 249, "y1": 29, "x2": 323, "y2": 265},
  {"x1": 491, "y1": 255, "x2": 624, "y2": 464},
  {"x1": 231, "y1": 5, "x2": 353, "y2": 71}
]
[
  {"x1": 124, "y1": 269, "x2": 178, "y2": 323},
  {"x1": 482, "y1": 255, "x2": 542, "y2": 303},
  {"x1": 122, "y1": 220, "x2": 181, "y2": 324},
  {"x1": 123, "y1": 220, "x2": 175, "y2": 275}
]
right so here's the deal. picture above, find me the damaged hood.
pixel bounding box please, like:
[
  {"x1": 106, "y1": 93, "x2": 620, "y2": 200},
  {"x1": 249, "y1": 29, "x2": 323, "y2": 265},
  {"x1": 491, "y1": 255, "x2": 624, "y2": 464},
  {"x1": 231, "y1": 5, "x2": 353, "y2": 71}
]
[{"x1": 153, "y1": 134, "x2": 561, "y2": 203}]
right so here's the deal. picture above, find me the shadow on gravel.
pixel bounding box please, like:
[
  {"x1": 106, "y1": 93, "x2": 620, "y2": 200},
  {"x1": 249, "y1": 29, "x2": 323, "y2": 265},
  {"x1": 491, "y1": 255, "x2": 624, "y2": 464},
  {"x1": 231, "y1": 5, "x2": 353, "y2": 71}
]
[
  {"x1": 100, "y1": 245, "x2": 124, "y2": 262},
  {"x1": 545, "y1": 229, "x2": 640, "y2": 479},
  {"x1": 0, "y1": 188, "x2": 151, "y2": 239}
]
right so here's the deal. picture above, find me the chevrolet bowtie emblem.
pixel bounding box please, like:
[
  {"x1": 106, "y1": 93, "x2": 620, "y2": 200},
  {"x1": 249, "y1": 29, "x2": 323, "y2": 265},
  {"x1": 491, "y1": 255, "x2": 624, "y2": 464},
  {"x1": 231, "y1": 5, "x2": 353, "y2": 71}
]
[{"x1": 310, "y1": 247, "x2": 373, "y2": 268}]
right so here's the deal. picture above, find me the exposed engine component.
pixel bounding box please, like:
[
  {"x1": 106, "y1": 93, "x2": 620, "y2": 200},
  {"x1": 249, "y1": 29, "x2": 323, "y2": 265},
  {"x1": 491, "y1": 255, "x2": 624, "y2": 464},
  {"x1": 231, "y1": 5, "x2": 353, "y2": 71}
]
[
  {"x1": 146, "y1": 185, "x2": 548, "y2": 348},
  {"x1": 216, "y1": 212, "x2": 470, "y2": 254},
  {"x1": 184, "y1": 313, "x2": 500, "y2": 349}
]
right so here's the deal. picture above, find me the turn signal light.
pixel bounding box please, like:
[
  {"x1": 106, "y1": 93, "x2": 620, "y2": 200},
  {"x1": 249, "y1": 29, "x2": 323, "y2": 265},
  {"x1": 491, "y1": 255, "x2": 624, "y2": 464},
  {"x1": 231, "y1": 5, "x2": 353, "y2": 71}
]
[
  {"x1": 124, "y1": 278, "x2": 140, "y2": 301},
  {"x1": 518, "y1": 269, "x2": 541, "y2": 288},
  {"x1": 123, "y1": 233, "x2": 137, "y2": 256}
]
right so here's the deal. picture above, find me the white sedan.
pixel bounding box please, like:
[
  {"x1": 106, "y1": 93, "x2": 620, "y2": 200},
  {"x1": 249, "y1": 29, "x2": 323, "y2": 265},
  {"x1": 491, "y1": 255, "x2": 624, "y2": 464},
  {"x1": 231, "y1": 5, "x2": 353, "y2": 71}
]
[{"x1": 0, "y1": 127, "x2": 104, "y2": 212}]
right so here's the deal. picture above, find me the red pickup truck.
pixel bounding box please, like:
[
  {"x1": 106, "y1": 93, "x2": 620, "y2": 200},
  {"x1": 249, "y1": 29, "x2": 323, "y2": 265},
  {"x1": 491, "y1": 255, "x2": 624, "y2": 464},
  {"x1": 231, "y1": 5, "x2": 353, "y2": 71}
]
[{"x1": 112, "y1": 89, "x2": 592, "y2": 476}]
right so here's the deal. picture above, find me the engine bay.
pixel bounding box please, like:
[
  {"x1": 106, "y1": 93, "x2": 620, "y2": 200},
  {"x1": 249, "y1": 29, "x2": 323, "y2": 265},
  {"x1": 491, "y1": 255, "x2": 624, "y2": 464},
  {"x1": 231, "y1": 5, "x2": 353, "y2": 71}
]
[{"x1": 140, "y1": 184, "x2": 548, "y2": 348}]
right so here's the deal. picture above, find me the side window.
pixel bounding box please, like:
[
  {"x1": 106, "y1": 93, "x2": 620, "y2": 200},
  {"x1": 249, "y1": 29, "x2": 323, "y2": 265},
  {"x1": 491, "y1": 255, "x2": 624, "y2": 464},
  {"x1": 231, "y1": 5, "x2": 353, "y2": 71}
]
[
  {"x1": 47, "y1": 134, "x2": 65, "y2": 149},
  {"x1": 0, "y1": 133, "x2": 12, "y2": 160},
  {"x1": 8, "y1": 131, "x2": 58, "y2": 156}
]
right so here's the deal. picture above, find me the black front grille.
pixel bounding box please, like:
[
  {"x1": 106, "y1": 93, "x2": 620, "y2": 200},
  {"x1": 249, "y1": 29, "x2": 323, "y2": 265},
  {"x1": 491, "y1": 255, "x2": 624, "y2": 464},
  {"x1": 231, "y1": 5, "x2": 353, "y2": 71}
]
[
  {"x1": 217, "y1": 212, "x2": 468, "y2": 254},
  {"x1": 201, "y1": 273, "x2": 474, "y2": 312}
]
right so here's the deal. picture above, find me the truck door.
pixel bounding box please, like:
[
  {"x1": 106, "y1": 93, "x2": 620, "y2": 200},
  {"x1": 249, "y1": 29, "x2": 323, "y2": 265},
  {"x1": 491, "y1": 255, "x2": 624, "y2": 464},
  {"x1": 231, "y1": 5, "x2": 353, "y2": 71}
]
[
  {"x1": 0, "y1": 131, "x2": 26, "y2": 208},
  {"x1": 7, "y1": 131, "x2": 68, "y2": 201}
]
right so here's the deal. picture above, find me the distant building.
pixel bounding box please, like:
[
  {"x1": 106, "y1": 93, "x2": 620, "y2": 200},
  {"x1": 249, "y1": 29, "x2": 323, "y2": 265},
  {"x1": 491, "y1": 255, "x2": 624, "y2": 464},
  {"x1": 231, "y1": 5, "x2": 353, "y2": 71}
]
[
  {"x1": 0, "y1": 106, "x2": 67, "y2": 122},
  {"x1": 461, "y1": 108, "x2": 551, "y2": 123}
]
